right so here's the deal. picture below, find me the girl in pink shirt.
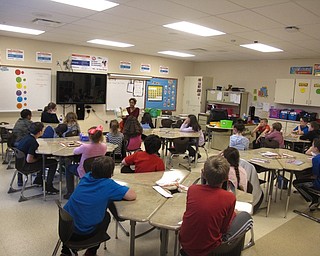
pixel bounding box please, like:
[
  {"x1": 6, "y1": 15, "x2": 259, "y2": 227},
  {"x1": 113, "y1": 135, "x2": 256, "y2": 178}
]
[{"x1": 64, "y1": 125, "x2": 107, "y2": 199}]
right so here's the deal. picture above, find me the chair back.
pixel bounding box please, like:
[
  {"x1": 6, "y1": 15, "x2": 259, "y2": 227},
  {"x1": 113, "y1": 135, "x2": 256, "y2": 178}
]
[
  {"x1": 161, "y1": 119, "x2": 173, "y2": 128},
  {"x1": 261, "y1": 138, "x2": 279, "y2": 148},
  {"x1": 246, "y1": 181, "x2": 253, "y2": 194},
  {"x1": 83, "y1": 157, "x2": 96, "y2": 173},
  {"x1": 65, "y1": 130, "x2": 79, "y2": 137},
  {"x1": 172, "y1": 119, "x2": 183, "y2": 128},
  {"x1": 56, "y1": 200, "x2": 74, "y2": 243},
  {"x1": 172, "y1": 137, "x2": 189, "y2": 154},
  {"x1": 162, "y1": 110, "x2": 172, "y2": 116},
  {"x1": 6, "y1": 131, "x2": 16, "y2": 148},
  {"x1": 14, "y1": 148, "x2": 26, "y2": 172},
  {"x1": 0, "y1": 127, "x2": 9, "y2": 141}
]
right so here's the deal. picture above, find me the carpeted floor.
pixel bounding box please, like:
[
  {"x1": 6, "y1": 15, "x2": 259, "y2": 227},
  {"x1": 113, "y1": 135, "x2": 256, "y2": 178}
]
[{"x1": 243, "y1": 211, "x2": 320, "y2": 256}]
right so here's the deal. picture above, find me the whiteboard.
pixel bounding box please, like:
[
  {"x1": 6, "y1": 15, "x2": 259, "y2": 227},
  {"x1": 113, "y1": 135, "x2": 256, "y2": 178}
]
[
  {"x1": 0, "y1": 66, "x2": 51, "y2": 112},
  {"x1": 106, "y1": 78, "x2": 145, "y2": 110}
]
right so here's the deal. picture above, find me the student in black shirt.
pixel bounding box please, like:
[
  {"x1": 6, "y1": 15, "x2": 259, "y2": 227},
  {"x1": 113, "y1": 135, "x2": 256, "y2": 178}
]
[
  {"x1": 300, "y1": 121, "x2": 320, "y2": 143},
  {"x1": 41, "y1": 102, "x2": 59, "y2": 123},
  {"x1": 17, "y1": 122, "x2": 59, "y2": 194}
]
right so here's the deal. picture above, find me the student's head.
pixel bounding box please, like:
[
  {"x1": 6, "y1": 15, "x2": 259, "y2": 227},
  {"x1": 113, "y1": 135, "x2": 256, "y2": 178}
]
[
  {"x1": 313, "y1": 138, "x2": 320, "y2": 152},
  {"x1": 260, "y1": 118, "x2": 268, "y2": 126},
  {"x1": 44, "y1": 102, "x2": 57, "y2": 113},
  {"x1": 91, "y1": 156, "x2": 115, "y2": 179},
  {"x1": 300, "y1": 117, "x2": 308, "y2": 127},
  {"x1": 55, "y1": 123, "x2": 68, "y2": 137},
  {"x1": 203, "y1": 156, "x2": 230, "y2": 188},
  {"x1": 141, "y1": 112, "x2": 152, "y2": 124},
  {"x1": 20, "y1": 109, "x2": 32, "y2": 120},
  {"x1": 187, "y1": 114, "x2": 201, "y2": 131},
  {"x1": 233, "y1": 122, "x2": 245, "y2": 134},
  {"x1": 272, "y1": 122, "x2": 282, "y2": 132},
  {"x1": 309, "y1": 121, "x2": 319, "y2": 131},
  {"x1": 144, "y1": 135, "x2": 161, "y2": 154},
  {"x1": 30, "y1": 122, "x2": 44, "y2": 136},
  {"x1": 123, "y1": 116, "x2": 142, "y2": 137},
  {"x1": 88, "y1": 125, "x2": 103, "y2": 143},
  {"x1": 64, "y1": 112, "x2": 78, "y2": 124},
  {"x1": 223, "y1": 147, "x2": 240, "y2": 167},
  {"x1": 129, "y1": 98, "x2": 137, "y2": 107},
  {"x1": 109, "y1": 119, "x2": 120, "y2": 134}
]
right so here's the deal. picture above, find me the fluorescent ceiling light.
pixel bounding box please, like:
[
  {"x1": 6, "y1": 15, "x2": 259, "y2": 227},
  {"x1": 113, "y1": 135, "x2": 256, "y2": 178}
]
[
  {"x1": 163, "y1": 21, "x2": 225, "y2": 37},
  {"x1": 0, "y1": 24, "x2": 44, "y2": 35},
  {"x1": 158, "y1": 51, "x2": 195, "y2": 57},
  {"x1": 51, "y1": 0, "x2": 118, "y2": 11},
  {"x1": 88, "y1": 39, "x2": 134, "y2": 48},
  {"x1": 240, "y1": 43, "x2": 283, "y2": 52}
]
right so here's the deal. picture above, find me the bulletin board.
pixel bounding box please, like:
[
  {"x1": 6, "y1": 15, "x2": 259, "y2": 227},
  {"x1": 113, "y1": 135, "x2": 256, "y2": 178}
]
[
  {"x1": 106, "y1": 78, "x2": 145, "y2": 110},
  {"x1": 145, "y1": 77, "x2": 177, "y2": 110},
  {"x1": 0, "y1": 66, "x2": 51, "y2": 112}
]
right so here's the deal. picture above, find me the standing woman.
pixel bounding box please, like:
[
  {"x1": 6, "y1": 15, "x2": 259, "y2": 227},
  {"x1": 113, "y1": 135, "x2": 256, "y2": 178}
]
[
  {"x1": 41, "y1": 102, "x2": 59, "y2": 123},
  {"x1": 120, "y1": 98, "x2": 140, "y2": 132}
]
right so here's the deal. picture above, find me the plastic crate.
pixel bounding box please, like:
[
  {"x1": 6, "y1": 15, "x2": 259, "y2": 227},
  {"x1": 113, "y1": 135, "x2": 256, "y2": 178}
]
[
  {"x1": 279, "y1": 110, "x2": 290, "y2": 120},
  {"x1": 269, "y1": 109, "x2": 280, "y2": 118},
  {"x1": 288, "y1": 112, "x2": 299, "y2": 121},
  {"x1": 220, "y1": 120, "x2": 233, "y2": 128}
]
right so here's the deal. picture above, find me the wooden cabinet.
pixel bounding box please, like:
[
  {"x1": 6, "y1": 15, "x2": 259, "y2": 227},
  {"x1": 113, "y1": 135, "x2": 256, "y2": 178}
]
[
  {"x1": 275, "y1": 78, "x2": 320, "y2": 106},
  {"x1": 182, "y1": 76, "x2": 213, "y2": 115},
  {"x1": 206, "y1": 89, "x2": 248, "y2": 117}
]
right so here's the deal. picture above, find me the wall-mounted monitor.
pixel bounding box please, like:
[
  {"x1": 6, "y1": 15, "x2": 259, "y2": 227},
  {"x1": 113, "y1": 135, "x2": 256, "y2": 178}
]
[{"x1": 56, "y1": 71, "x2": 107, "y2": 104}]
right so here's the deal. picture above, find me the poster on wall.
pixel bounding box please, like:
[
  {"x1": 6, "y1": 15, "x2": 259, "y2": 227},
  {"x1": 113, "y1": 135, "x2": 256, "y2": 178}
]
[
  {"x1": 159, "y1": 66, "x2": 169, "y2": 74},
  {"x1": 290, "y1": 66, "x2": 313, "y2": 75},
  {"x1": 71, "y1": 53, "x2": 108, "y2": 71},
  {"x1": 36, "y1": 52, "x2": 52, "y2": 63},
  {"x1": 314, "y1": 64, "x2": 320, "y2": 76},
  {"x1": 120, "y1": 61, "x2": 131, "y2": 70},
  {"x1": 140, "y1": 63, "x2": 151, "y2": 72},
  {"x1": 145, "y1": 77, "x2": 177, "y2": 110},
  {"x1": 6, "y1": 49, "x2": 24, "y2": 61}
]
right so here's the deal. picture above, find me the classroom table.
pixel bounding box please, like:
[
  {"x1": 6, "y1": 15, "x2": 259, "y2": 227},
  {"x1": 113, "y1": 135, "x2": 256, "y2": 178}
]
[
  {"x1": 284, "y1": 135, "x2": 311, "y2": 152},
  {"x1": 149, "y1": 171, "x2": 253, "y2": 256},
  {"x1": 143, "y1": 128, "x2": 201, "y2": 166},
  {"x1": 113, "y1": 169, "x2": 190, "y2": 256},
  {"x1": 240, "y1": 148, "x2": 312, "y2": 217},
  {"x1": 36, "y1": 137, "x2": 118, "y2": 201}
]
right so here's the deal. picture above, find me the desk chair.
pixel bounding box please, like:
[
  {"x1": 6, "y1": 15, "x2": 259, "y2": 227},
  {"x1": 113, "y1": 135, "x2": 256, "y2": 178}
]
[
  {"x1": 172, "y1": 119, "x2": 183, "y2": 128},
  {"x1": 64, "y1": 130, "x2": 79, "y2": 137},
  {"x1": 7, "y1": 148, "x2": 46, "y2": 202},
  {"x1": 4, "y1": 131, "x2": 16, "y2": 169},
  {"x1": 0, "y1": 125, "x2": 10, "y2": 160},
  {"x1": 52, "y1": 200, "x2": 110, "y2": 256},
  {"x1": 161, "y1": 119, "x2": 173, "y2": 128},
  {"x1": 168, "y1": 138, "x2": 191, "y2": 171}
]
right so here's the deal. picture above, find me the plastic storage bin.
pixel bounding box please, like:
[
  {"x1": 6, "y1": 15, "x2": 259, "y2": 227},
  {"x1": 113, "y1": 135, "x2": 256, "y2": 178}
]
[
  {"x1": 220, "y1": 120, "x2": 233, "y2": 128},
  {"x1": 269, "y1": 109, "x2": 280, "y2": 118},
  {"x1": 279, "y1": 110, "x2": 290, "y2": 120}
]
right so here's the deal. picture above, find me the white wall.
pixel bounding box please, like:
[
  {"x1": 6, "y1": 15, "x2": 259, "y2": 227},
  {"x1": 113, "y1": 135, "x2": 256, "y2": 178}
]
[
  {"x1": 194, "y1": 59, "x2": 320, "y2": 117},
  {"x1": 0, "y1": 35, "x2": 194, "y2": 131}
]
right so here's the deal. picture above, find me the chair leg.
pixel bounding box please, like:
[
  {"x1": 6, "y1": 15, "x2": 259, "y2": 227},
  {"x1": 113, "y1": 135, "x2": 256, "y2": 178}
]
[
  {"x1": 243, "y1": 227, "x2": 255, "y2": 250},
  {"x1": 114, "y1": 217, "x2": 129, "y2": 239},
  {"x1": 51, "y1": 239, "x2": 61, "y2": 256},
  {"x1": 8, "y1": 170, "x2": 18, "y2": 193}
]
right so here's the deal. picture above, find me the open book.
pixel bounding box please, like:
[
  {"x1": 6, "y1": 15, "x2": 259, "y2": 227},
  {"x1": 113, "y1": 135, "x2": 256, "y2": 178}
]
[{"x1": 235, "y1": 201, "x2": 253, "y2": 214}]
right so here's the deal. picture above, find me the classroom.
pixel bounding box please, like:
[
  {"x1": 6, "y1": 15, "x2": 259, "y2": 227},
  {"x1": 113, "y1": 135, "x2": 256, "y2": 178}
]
[{"x1": 0, "y1": 1, "x2": 320, "y2": 256}]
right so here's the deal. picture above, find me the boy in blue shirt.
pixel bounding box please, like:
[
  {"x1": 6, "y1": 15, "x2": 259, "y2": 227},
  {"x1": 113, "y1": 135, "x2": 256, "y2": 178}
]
[
  {"x1": 292, "y1": 117, "x2": 309, "y2": 135},
  {"x1": 61, "y1": 156, "x2": 136, "y2": 256}
]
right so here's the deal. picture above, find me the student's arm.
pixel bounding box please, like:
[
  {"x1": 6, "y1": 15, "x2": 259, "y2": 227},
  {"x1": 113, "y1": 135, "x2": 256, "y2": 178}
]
[
  {"x1": 251, "y1": 125, "x2": 260, "y2": 136},
  {"x1": 121, "y1": 154, "x2": 134, "y2": 166},
  {"x1": 123, "y1": 188, "x2": 136, "y2": 201}
]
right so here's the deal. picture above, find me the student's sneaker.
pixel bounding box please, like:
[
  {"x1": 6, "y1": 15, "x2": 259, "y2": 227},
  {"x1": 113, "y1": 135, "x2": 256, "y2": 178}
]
[
  {"x1": 191, "y1": 154, "x2": 201, "y2": 163},
  {"x1": 46, "y1": 185, "x2": 59, "y2": 195},
  {"x1": 33, "y1": 176, "x2": 43, "y2": 186}
]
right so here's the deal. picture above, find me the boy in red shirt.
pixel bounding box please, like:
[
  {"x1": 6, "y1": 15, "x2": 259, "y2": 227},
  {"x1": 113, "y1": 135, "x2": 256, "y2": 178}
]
[
  {"x1": 251, "y1": 118, "x2": 270, "y2": 148},
  {"x1": 180, "y1": 156, "x2": 252, "y2": 256},
  {"x1": 121, "y1": 134, "x2": 165, "y2": 173}
]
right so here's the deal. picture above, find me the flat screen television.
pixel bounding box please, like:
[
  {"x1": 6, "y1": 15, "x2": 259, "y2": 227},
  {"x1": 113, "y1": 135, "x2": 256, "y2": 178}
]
[{"x1": 56, "y1": 71, "x2": 107, "y2": 104}]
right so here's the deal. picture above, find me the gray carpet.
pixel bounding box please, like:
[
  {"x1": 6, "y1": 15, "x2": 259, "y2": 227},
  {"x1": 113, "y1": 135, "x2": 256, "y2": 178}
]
[{"x1": 243, "y1": 211, "x2": 320, "y2": 256}]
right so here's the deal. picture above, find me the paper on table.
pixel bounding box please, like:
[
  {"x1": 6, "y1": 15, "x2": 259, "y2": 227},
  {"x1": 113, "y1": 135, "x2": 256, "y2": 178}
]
[
  {"x1": 261, "y1": 151, "x2": 278, "y2": 157},
  {"x1": 156, "y1": 172, "x2": 182, "y2": 187},
  {"x1": 287, "y1": 159, "x2": 304, "y2": 166},
  {"x1": 153, "y1": 186, "x2": 173, "y2": 198},
  {"x1": 235, "y1": 201, "x2": 253, "y2": 214},
  {"x1": 250, "y1": 158, "x2": 269, "y2": 164}
]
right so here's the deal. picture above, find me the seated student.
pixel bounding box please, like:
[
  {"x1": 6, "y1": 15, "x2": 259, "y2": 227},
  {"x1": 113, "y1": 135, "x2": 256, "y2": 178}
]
[
  {"x1": 292, "y1": 117, "x2": 309, "y2": 135},
  {"x1": 64, "y1": 125, "x2": 107, "y2": 199},
  {"x1": 141, "y1": 112, "x2": 154, "y2": 129},
  {"x1": 61, "y1": 156, "x2": 136, "y2": 256},
  {"x1": 299, "y1": 121, "x2": 320, "y2": 143},
  {"x1": 293, "y1": 138, "x2": 320, "y2": 211},
  {"x1": 121, "y1": 134, "x2": 165, "y2": 173},
  {"x1": 41, "y1": 102, "x2": 59, "y2": 124},
  {"x1": 180, "y1": 155, "x2": 252, "y2": 256},
  {"x1": 12, "y1": 109, "x2": 33, "y2": 145},
  {"x1": 264, "y1": 122, "x2": 284, "y2": 148},
  {"x1": 63, "y1": 112, "x2": 81, "y2": 136},
  {"x1": 251, "y1": 118, "x2": 270, "y2": 148},
  {"x1": 42, "y1": 123, "x2": 68, "y2": 138},
  {"x1": 106, "y1": 119, "x2": 124, "y2": 159},
  {"x1": 16, "y1": 122, "x2": 59, "y2": 194},
  {"x1": 223, "y1": 147, "x2": 248, "y2": 192},
  {"x1": 229, "y1": 122, "x2": 249, "y2": 150},
  {"x1": 123, "y1": 116, "x2": 142, "y2": 151},
  {"x1": 180, "y1": 114, "x2": 205, "y2": 161}
]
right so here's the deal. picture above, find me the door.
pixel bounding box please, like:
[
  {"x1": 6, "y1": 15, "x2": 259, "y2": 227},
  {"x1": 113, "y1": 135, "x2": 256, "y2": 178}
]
[
  {"x1": 309, "y1": 79, "x2": 320, "y2": 107},
  {"x1": 274, "y1": 79, "x2": 295, "y2": 104},
  {"x1": 293, "y1": 79, "x2": 310, "y2": 106},
  {"x1": 183, "y1": 76, "x2": 201, "y2": 114}
]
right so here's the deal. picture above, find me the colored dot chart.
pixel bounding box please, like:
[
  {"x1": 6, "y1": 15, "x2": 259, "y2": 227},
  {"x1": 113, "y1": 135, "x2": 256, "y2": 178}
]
[{"x1": 15, "y1": 69, "x2": 28, "y2": 109}]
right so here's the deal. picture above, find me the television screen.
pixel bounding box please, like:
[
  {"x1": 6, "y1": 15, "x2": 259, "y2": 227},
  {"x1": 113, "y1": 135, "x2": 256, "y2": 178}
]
[{"x1": 56, "y1": 71, "x2": 107, "y2": 104}]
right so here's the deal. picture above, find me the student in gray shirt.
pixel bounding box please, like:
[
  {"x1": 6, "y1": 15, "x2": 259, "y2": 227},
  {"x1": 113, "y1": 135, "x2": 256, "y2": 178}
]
[{"x1": 13, "y1": 109, "x2": 32, "y2": 145}]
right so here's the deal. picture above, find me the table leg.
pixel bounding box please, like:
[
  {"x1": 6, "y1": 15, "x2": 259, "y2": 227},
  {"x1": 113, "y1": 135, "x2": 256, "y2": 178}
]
[
  {"x1": 130, "y1": 220, "x2": 136, "y2": 256},
  {"x1": 160, "y1": 228, "x2": 168, "y2": 256},
  {"x1": 42, "y1": 154, "x2": 46, "y2": 201},
  {"x1": 285, "y1": 171, "x2": 294, "y2": 218},
  {"x1": 266, "y1": 169, "x2": 276, "y2": 217},
  {"x1": 59, "y1": 156, "x2": 63, "y2": 202},
  {"x1": 194, "y1": 138, "x2": 199, "y2": 167}
]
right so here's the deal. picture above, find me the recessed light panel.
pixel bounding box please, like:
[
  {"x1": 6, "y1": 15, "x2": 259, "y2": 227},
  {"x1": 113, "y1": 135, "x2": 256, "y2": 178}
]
[
  {"x1": 88, "y1": 39, "x2": 134, "y2": 48},
  {"x1": 240, "y1": 43, "x2": 283, "y2": 52},
  {"x1": 158, "y1": 51, "x2": 195, "y2": 57},
  {"x1": 0, "y1": 24, "x2": 44, "y2": 35},
  {"x1": 51, "y1": 0, "x2": 118, "y2": 11},
  {"x1": 163, "y1": 21, "x2": 225, "y2": 37}
]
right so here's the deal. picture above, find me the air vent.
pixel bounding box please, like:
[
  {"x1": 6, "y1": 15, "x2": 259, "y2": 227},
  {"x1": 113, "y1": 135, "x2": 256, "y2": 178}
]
[{"x1": 32, "y1": 18, "x2": 62, "y2": 27}]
